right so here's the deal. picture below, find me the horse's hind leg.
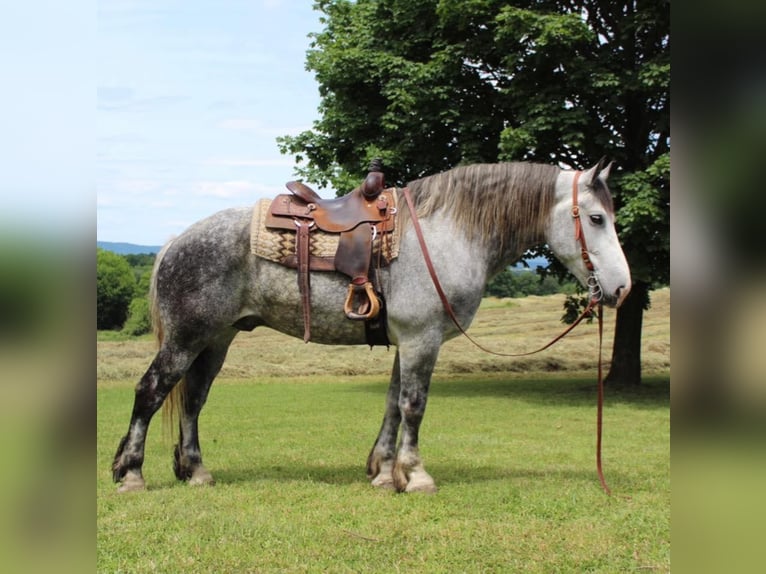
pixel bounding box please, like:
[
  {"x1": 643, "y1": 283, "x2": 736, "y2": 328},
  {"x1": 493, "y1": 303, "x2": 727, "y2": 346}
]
[
  {"x1": 112, "y1": 345, "x2": 198, "y2": 492},
  {"x1": 367, "y1": 351, "x2": 402, "y2": 489},
  {"x1": 172, "y1": 331, "x2": 236, "y2": 486}
]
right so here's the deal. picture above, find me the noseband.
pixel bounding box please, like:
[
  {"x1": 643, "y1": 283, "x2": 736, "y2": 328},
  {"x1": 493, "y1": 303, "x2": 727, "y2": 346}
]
[{"x1": 571, "y1": 170, "x2": 603, "y2": 304}]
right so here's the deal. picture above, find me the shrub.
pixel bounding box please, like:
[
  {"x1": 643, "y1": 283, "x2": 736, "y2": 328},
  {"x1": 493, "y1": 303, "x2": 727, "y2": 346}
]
[{"x1": 121, "y1": 296, "x2": 152, "y2": 336}]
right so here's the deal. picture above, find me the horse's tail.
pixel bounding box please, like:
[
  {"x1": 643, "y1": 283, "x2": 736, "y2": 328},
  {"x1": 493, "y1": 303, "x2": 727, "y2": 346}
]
[{"x1": 151, "y1": 239, "x2": 186, "y2": 439}]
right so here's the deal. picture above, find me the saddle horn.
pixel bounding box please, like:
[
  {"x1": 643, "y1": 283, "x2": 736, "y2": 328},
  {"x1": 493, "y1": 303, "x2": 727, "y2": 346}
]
[{"x1": 362, "y1": 158, "x2": 385, "y2": 200}]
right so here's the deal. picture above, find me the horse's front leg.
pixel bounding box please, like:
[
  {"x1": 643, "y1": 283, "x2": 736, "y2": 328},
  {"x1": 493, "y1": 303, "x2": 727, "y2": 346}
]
[
  {"x1": 391, "y1": 339, "x2": 440, "y2": 493},
  {"x1": 367, "y1": 351, "x2": 402, "y2": 489}
]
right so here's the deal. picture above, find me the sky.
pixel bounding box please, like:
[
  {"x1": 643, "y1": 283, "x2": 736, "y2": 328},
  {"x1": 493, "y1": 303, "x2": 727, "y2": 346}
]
[{"x1": 96, "y1": 0, "x2": 325, "y2": 245}]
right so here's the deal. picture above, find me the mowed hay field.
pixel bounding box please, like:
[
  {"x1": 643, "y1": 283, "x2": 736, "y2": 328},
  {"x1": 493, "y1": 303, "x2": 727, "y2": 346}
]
[
  {"x1": 97, "y1": 287, "x2": 670, "y2": 382},
  {"x1": 97, "y1": 288, "x2": 669, "y2": 573}
]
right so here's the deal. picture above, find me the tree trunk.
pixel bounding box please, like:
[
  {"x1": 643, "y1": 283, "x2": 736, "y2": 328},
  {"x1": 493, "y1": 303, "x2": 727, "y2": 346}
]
[{"x1": 605, "y1": 280, "x2": 649, "y2": 386}]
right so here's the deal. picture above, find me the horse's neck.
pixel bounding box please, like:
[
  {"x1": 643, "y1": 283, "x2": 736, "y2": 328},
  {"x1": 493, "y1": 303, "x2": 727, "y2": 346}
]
[{"x1": 416, "y1": 211, "x2": 505, "y2": 287}]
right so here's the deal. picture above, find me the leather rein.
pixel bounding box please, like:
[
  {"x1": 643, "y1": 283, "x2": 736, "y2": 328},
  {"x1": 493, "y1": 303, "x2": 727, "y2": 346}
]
[{"x1": 401, "y1": 170, "x2": 611, "y2": 494}]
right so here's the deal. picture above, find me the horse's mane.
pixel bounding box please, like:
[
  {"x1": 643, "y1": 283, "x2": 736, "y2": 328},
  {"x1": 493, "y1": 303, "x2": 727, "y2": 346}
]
[{"x1": 402, "y1": 162, "x2": 560, "y2": 251}]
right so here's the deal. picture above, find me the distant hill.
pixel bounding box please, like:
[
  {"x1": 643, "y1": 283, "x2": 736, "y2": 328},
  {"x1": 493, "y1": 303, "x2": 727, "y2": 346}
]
[{"x1": 97, "y1": 241, "x2": 162, "y2": 255}]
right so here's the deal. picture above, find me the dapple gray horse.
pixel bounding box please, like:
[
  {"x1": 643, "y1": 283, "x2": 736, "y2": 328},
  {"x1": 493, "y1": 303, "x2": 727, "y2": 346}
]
[{"x1": 112, "y1": 161, "x2": 631, "y2": 493}]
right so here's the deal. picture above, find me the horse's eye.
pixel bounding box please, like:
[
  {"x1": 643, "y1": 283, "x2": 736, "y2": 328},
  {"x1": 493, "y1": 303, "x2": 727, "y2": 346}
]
[{"x1": 589, "y1": 214, "x2": 604, "y2": 226}]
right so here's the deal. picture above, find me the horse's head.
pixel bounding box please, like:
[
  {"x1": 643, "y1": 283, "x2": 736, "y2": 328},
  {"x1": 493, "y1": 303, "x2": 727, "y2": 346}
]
[{"x1": 547, "y1": 161, "x2": 631, "y2": 308}]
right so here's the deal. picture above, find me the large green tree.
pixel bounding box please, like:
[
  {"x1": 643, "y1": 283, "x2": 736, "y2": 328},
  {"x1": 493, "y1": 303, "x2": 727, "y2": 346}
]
[{"x1": 279, "y1": 0, "x2": 669, "y2": 385}]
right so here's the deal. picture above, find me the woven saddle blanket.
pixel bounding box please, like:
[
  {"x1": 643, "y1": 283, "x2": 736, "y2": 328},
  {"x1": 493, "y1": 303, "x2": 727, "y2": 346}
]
[{"x1": 249, "y1": 194, "x2": 402, "y2": 269}]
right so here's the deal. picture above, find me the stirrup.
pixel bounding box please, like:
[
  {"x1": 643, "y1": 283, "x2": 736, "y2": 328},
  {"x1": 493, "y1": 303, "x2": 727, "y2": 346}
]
[{"x1": 343, "y1": 281, "x2": 380, "y2": 321}]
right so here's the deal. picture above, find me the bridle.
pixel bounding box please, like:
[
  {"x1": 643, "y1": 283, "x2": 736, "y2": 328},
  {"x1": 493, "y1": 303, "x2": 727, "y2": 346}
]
[
  {"x1": 571, "y1": 170, "x2": 604, "y2": 305},
  {"x1": 401, "y1": 170, "x2": 611, "y2": 494}
]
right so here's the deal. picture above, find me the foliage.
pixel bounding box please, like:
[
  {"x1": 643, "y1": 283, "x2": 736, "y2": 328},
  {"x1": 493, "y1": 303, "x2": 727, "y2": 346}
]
[
  {"x1": 615, "y1": 152, "x2": 670, "y2": 286},
  {"x1": 561, "y1": 292, "x2": 594, "y2": 324},
  {"x1": 97, "y1": 248, "x2": 136, "y2": 330},
  {"x1": 122, "y1": 263, "x2": 154, "y2": 336},
  {"x1": 121, "y1": 296, "x2": 152, "y2": 336},
  {"x1": 97, "y1": 249, "x2": 155, "y2": 334},
  {"x1": 485, "y1": 267, "x2": 575, "y2": 298},
  {"x1": 123, "y1": 253, "x2": 156, "y2": 267}
]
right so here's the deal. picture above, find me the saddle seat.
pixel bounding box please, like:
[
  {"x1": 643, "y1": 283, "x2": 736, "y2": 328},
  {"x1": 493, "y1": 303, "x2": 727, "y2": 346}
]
[{"x1": 264, "y1": 166, "x2": 396, "y2": 342}]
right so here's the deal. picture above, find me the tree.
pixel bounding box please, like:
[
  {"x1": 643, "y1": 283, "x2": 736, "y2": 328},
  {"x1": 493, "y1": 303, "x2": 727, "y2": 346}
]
[
  {"x1": 96, "y1": 248, "x2": 135, "y2": 330},
  {"x1": 279, "y1": 0, "x2": 669, "y2": 385},
  {"x1": 486, "y1": 268, "x2": 574, "y2": 298}
]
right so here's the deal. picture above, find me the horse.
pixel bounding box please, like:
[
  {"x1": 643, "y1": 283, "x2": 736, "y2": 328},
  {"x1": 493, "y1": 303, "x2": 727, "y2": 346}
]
[{"x1": 111, "y1": 160, "x2": 631, "y2": 493}]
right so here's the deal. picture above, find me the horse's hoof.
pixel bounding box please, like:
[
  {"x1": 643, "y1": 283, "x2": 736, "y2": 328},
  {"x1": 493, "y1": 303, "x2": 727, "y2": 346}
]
[
  {"x1": 188, "y1": 466, "x2": 215, "y2": 486},
  {"x1": 117, "y1": 471, "x2": 146, "y2": 493},
  {"x1": 404, "y1": 468, "x2": 437, "y2": 494},
  {"x1": 371, "y1": 474, "x2": 396, "y2": 490},
  {"x1": 392, "y1": 459, "x2": 436, "y2": 493}
]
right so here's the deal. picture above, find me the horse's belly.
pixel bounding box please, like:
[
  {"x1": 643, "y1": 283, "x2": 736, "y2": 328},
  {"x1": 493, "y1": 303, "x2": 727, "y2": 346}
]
[
  {"x1": 264, "y1": 312, "x2": 369, "y2": 346},
  {"x1": 252, "y1": 261, "x2": 374, "y2": 346}
]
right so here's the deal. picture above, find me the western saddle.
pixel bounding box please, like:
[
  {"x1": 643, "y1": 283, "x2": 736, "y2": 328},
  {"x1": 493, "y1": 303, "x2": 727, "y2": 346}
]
[{"x1": 265, "y1": 161, "x2": 396, "y2": 342}]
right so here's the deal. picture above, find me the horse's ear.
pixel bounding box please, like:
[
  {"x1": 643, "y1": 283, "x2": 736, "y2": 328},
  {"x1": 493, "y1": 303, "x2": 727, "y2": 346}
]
[
  {"x1": 586, "y1": 157, "x2": 612, "y2": 184},
  {"x1": 598, "y1": 161, "x2": 614, "y2": 182},
  {"x1": 582, "y1": 162, "x2": 600, "y2": 185}
]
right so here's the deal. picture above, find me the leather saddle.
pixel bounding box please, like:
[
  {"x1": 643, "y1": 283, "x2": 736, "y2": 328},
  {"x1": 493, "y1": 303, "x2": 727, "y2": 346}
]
[{"x1": 265, "y1": 164, "x2": 396, "y2": 342}]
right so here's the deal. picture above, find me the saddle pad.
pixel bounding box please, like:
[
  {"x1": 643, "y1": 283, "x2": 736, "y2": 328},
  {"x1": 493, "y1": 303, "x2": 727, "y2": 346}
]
[{"x1": 250, "y1": 196, "x2": 402, "y2": 266}]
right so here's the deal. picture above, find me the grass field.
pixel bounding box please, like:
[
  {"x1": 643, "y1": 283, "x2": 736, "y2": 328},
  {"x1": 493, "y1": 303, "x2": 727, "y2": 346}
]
[{"x1": 97, "y1": 289, "x2": 670, "y2": 573}]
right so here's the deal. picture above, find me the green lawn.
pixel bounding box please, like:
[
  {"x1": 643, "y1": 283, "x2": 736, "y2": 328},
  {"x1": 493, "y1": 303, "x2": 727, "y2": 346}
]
[{"x1": 98, "y1": 374, "x2": 669, "y2": 573}]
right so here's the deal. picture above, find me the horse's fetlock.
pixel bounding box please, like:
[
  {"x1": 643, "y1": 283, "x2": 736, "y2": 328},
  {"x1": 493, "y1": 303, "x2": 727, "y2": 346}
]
[
  {"x1": 173, "y1": 445, "x2": 200, "y2": 481},
  {"x1": 366, "y1": 444, "x2": 395, "y2": 479},
  {"x1": 112, "y1": 446, "x2": 144, "y2": 483}
]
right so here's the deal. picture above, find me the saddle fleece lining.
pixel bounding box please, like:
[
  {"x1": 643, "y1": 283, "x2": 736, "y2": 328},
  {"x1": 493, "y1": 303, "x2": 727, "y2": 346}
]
[{"x1": 250, "y1": 194, "x2": 402, "y2": 266}]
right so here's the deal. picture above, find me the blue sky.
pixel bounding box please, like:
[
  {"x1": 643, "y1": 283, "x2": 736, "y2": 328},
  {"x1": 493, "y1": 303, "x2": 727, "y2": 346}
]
[{"x1": 97, "y1": 0, "x2": 325, "y2": 245}]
